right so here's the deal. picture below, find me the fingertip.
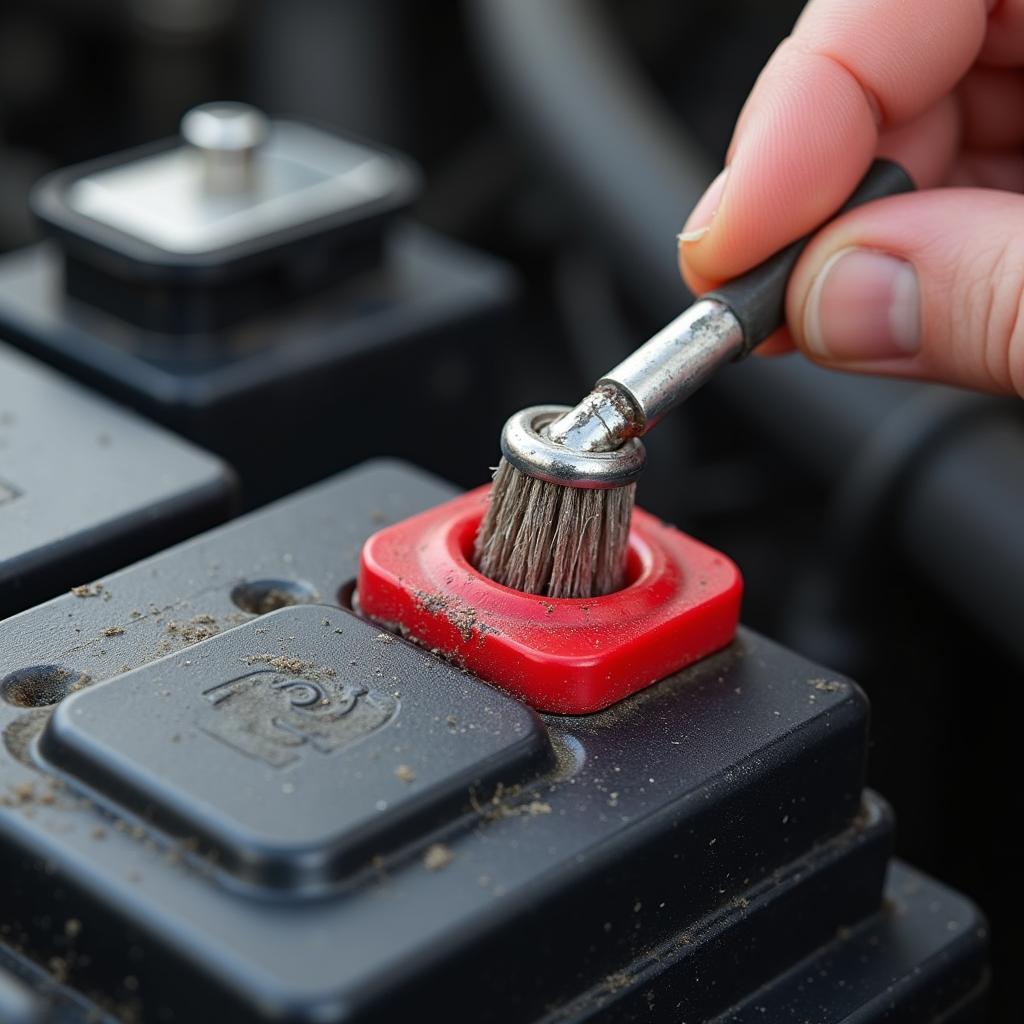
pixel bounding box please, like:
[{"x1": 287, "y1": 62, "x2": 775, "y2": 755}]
[
  {"x1": 677, "y1": 251, "x2": 717, "y2": 299},
  {"x1": 682, "y1": 44, "x2": 878, "y2": 284},
  {"x1": 679, "y1": 167, "x2": 730, "y2": 243}
]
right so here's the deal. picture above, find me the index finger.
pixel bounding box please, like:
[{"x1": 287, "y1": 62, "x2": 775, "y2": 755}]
[{"x1": 680, "y1": 0, "x2": 992, "y2": 285}]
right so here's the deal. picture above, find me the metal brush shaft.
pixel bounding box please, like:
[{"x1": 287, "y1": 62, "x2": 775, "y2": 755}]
[
  {"x1": 496, "y1": 302, "x2": 738, "y2": 490},
  {"x1": 547, "y1": 298, "x2": 743, "y2": 453},
  {"x1": 509, "y1": 159, "x2": 915, "y2": 487}
]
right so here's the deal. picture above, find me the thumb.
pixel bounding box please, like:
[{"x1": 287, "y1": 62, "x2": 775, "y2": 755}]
[{"x1": 786, "y1": 188, "x2": 1024, "y2": 397}]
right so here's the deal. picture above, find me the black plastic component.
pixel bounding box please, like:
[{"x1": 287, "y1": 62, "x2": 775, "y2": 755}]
[
  {"x1": 0, "y1": 342, "x2": 237, "y2": 619},
  {"x1": 706, "y1": 160, "x2": 914, "y2": 353},
  {"x1": 0, "y1": 227, "x2": 517, "y2": 507},
  {"x1": 717, "y1": 862, "x2": 990, "y2": 1024},
  {"x1": 41, "y1": 605, "x2": 552, "y2": 889},
  {"x1": 0, "y1": 460, "x2": 987, "y2": 1022},
  {"x1": 550, "y1": 861, "x2": 988, "y2": 1024},
  {"x1": 31, "y1": 131, "x2": 420, "y2": 334}
]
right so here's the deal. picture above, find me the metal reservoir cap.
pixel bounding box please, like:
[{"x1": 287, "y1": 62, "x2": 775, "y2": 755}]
[
  {"x1": 31, "y1": 102, "x2": 421, "y2": 331},
  {"x1": 180, "y1": 102, "x2": 270, "y2": 194}
]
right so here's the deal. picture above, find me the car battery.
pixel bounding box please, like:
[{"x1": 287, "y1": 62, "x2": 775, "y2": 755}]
[
  {"x1": 0, "y1": 461, "x2": 988, "y2": 1022},
  {"x1": 0, "y1": 104, "x2": 520, "y2": 506},
  {"x1": 0, "y1": 341, "x2": 236, "y2": 620}
]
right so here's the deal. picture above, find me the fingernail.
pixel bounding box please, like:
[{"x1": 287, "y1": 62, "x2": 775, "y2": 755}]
[
  {"x1": 804, "y1": 248, "x2": 921, "y2": 360},
  {"x1": 678, "y1": 167, "x2": 729, "y2": 245}
]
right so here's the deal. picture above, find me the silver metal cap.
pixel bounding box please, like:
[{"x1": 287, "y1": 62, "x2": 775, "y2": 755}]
[
  {"x1": 180, "y1": 102, "x2": 269, "y2": 193},
  {"x1": 62, "y1": 104, "x2": 415, "y2": 256}
]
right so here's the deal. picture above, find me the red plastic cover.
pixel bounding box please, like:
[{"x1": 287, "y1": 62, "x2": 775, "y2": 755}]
[{"x1": 357, "y1": 486, "x2": 742, "y2": 714}]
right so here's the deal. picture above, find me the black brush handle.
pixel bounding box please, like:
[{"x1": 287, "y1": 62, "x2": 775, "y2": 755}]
[{"x1": 705, "y1": 159, "x2": 915, "y2": 355}]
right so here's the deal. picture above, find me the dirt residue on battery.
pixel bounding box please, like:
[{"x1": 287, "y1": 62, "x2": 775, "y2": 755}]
[
  {"x1": 808, "y1": 677, "x2": 844, "y2": 693},
  {"x1": 70, "y1": 582, "x2": 109, "y2": 599},
  {"x1": 0, "y1": 775, "x2": 65, "y2": 809},
  {"x1": 151, "y1": 612, "x2": 229, "y2": 658},
  {"x1": 412, "y1": 589, "x2": 499, "y2": 643},
  {"x1": 423, "y1": 843, "x2": 454, "y2": 871},
  {"x1": 471, "y1": 782, "x2": 552, "y2": 821},
  {"x1": 248, "y1": 588, "x2": 306, "y2": 615},
  {"x1": 241, "y1": 653, "x2": 337, "y2": 681},
  {"x1": 3, "y1": 710, "x2": 52, "y2": 765},
  {"x1": 413, "y1": 591, "x2": 449, "y2": 617},
  {"x1": 603, "y1": 971, "x2": 632, "y2": 994},
  {"x1": 165, "y1": 614, "x2": 220, "y2": 645}
]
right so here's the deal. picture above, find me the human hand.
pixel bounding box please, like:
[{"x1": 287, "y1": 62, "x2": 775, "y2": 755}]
[{"x1": 678, "y1": 0, "x2": 1024, "y2": 397}]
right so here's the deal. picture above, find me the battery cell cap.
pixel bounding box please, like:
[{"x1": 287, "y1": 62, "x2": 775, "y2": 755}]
[
  {"x1": 358, "y1": 487, "x2": 743, "y2": 713},
  {"x1": 38, "y1": 605, "x2": 552, "y2": 889}
]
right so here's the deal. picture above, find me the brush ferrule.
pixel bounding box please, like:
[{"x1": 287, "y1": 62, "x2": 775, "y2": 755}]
[
  {"x1": 500, "y1": 300, "x2": 743, "y2": 489},
  {"x1": 598, "y1": 298, "x2": 744, "y2": 431},
  {"x1": 538, "y1": 299, "x2": 744, "y2": 470},
  {"x1": 500, "y1": 405, "x2": 646, "y2": 489},
  {"x1": 546, "y1": 384, "x2": 641, "y2": 453}
]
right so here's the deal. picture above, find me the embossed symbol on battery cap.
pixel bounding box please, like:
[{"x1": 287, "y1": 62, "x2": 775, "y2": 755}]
[{"x1": 200, "y1": 670, "x2": 397, "y2": 768}]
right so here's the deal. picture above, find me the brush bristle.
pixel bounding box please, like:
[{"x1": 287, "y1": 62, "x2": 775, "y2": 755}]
[{"x1": 473, "y1": 459, "x2": 636, "y2": 599}]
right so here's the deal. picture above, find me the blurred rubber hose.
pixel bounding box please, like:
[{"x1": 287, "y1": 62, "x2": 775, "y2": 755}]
[{"x1": 467, "y1": 0, "x2": 712, "y2": 310}]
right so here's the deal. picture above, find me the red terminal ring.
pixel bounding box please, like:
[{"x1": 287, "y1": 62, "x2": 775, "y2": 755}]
[{"x1": 356, "y1": 486, "x2": 743, "y2": 714}]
